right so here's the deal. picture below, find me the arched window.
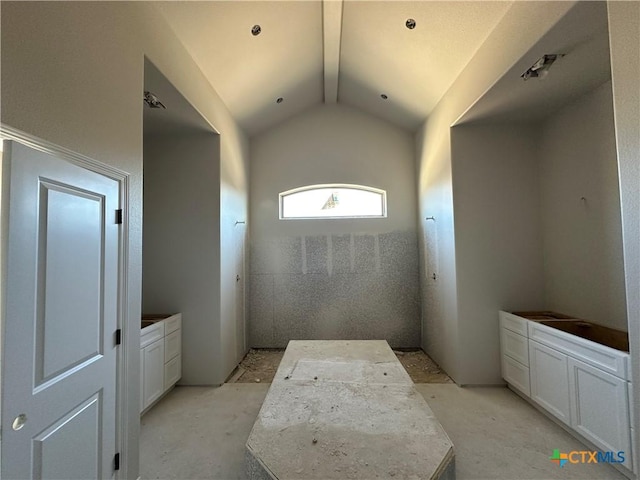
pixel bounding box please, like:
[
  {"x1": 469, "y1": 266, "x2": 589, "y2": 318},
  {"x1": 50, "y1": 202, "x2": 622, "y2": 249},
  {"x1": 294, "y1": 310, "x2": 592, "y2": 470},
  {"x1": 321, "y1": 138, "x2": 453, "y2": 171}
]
[{"x1": 279, "y1": 184, "x2": 387, "y2": 219}]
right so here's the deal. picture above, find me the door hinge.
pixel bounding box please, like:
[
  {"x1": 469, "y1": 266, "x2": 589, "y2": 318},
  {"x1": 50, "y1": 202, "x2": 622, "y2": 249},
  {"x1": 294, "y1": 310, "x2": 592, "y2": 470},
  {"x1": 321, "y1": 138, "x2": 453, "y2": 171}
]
[
  {"x1": 114, "y1": 452, "x2": 120, "y2": 471},
  {"x1": 115, "y1": 329, "x2": 122, "y2": 346},
  {"x1": 115, "y1": 209, "x2": 123, "y2": 224}
]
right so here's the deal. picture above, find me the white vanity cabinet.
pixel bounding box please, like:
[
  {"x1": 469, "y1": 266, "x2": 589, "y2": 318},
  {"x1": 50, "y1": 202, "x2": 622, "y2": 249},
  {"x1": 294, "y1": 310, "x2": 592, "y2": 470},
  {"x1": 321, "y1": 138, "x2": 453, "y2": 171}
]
[
  {"x1": 499, "y1": 311, "x2": 634, "y2": 474},
  {"x1": 140, "y1": 313, "x2": 182, "y2": 413}
]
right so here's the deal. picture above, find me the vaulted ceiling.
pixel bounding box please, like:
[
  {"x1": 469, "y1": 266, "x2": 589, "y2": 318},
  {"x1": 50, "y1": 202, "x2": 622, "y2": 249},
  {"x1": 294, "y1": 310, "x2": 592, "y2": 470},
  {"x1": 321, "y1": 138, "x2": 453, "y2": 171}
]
[{"x1": 155, "y1": 1, "x2": 513, "y2": 136}]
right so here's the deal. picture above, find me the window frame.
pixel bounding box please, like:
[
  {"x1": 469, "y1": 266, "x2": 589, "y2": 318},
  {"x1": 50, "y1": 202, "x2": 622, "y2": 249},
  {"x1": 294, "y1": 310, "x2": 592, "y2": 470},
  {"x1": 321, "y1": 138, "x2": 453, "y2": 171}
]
[{"x1": 279, "y1": 183, "x2": 388, "y2": 220}]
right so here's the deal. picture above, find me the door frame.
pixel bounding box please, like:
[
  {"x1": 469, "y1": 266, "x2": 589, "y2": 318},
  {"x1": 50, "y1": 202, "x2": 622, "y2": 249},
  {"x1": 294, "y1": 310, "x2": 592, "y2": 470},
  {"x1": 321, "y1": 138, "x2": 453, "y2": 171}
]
[{"x1": 0, "y1": 124, "x2": 131, "y2": 477}]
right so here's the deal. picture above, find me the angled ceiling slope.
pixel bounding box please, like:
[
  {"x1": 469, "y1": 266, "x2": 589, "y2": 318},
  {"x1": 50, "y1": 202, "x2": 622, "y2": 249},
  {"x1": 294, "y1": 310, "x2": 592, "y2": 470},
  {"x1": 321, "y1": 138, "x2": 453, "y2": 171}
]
[
  {"x1": 156, "y1": 1, "x2": 323, "y2": 136},
  {"x1": 338, "y1": 1, "x2": 512, "y2": 130},
  {"x1": 156, "y1": 1, "x2": 512, "y2": 136}
]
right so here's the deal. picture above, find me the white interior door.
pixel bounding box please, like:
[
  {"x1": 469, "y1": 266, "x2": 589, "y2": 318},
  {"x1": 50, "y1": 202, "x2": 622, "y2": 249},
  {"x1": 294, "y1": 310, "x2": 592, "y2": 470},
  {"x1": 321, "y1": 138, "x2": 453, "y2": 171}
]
[{"x1": 1, "y1": 141, "x2": 120, "y2": 479}]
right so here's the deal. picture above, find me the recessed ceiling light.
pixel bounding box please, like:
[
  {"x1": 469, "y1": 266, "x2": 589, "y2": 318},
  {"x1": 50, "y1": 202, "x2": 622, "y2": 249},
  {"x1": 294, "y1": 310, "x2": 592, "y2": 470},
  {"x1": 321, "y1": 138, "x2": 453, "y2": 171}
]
[
  {"x1": 380, "y1": 94, "x2": 388, "y2": 100},
  {"x1": 276, "y1": 97, "x2": 284, "y2": 104},
  {"x1": 251, "y1": 25, "x2": 261, "y2": 36},
  {"x1": 405, "y1": 19, "x2": 416, "y2": 30}
]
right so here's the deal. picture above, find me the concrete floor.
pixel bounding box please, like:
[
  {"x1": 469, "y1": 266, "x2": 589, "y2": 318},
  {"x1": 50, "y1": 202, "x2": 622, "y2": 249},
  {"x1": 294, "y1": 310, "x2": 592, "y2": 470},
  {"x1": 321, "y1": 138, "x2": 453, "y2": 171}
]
[{"x1": 140, "y1": 384, "x2": 626, "y2": 480}]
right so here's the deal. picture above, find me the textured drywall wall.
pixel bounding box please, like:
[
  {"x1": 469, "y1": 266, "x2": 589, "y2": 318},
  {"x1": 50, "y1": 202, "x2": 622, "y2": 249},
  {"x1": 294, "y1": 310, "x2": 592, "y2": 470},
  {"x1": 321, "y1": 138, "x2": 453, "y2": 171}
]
[
  {"x1": 451, "y1": 124, "x2": 545, "y2": 385},
  {"x1": 143, "y1": 133, "x2": 221, "y2": 385},
  {"x1": 539, "y1": 81, "x2": 627, "y2": 330},
  {"x1": 249, "y1": 104, "x2": 420, "y2": 348},
  {"x1": 416, "y1": 1, "x2": 577, "y2": 384},
  {"x1": 0, "y1": 2, "x2": 249, "y2": 475},
  {"x1": 219, "y1": 91, "x2": 251, "y2": 381},
  {"x1": 608, "y1": 0, "x2": 640, "y2": 467},
  {"x1": 416, "y1": 121, "x2": 460, "y2": 381},
  {"x1": 220, "y1": 179, "x2": 249, "y2": 380}
]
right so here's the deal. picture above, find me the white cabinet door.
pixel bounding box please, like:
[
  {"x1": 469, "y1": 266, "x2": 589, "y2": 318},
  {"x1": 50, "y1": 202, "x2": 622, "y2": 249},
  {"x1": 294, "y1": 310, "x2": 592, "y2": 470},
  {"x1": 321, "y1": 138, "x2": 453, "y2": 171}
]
[
  {"x1": 142, "y1": 339, "x2": 165, "y2": 410},
  {"x1": 529, "y1": 340, "x2": 571, "y2": 425},
  {"x1": 568, "y1": 357, "x2": 632, "y2": 470}
]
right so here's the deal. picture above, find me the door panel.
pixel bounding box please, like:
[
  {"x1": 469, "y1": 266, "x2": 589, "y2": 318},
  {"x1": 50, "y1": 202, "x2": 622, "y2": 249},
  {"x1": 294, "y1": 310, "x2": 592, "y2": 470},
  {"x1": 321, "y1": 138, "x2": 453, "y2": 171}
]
[
  {"x1": 37, "y1": 183, "x2": 104, "y2": 386},
  {"x1": 33, "y1": 394, "x2": 101, "y2": 480},
  {"x1": 2, "y1": 142, "x2": 119, "y2": 479}
]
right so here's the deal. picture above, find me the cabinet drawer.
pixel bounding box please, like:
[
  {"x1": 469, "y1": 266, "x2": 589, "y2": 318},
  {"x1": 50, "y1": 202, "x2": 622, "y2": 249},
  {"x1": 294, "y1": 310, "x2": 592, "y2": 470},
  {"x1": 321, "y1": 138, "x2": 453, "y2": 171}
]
[
  {"x1": 164, "y1": 354, "x2": 181, "y2": 389},
  {"x1": 165, "y1": 313, "x2": 181, "y2": 334},
  {"x1": 500, "y1": 311, "x2": 528, "y2": 336},
  {"x1": 165, "y1": 329, "x2": 181, "y2": 363},
  {"x1": 502, "y1": 355, "x2": 530, "y2": 396},
  {"x1": 501, "y1": 328, "x2": 529, "y2": 366},
  {"x1": 141, "y1": 321, "x2": 164, "y2": 348}
]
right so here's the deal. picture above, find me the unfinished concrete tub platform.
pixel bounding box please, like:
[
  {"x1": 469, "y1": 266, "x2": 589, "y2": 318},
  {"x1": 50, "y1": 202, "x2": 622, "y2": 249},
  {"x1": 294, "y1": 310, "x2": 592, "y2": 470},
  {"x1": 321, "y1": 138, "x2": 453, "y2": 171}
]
[{"x1": 246, "y1": 340, "x2": 455, "y2": 479}]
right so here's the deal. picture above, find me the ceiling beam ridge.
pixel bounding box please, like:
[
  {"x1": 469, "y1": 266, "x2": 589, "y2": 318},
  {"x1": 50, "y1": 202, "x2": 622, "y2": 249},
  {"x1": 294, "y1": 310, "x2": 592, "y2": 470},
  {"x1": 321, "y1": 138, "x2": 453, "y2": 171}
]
[{"x1": 322, "y1": 0, "x2": 344, "y2": 104}]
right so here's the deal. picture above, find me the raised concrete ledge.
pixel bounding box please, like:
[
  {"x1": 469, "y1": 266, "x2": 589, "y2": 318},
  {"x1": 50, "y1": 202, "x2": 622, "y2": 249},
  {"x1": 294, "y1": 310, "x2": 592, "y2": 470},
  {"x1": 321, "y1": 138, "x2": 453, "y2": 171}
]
[{"x1": 246, "y1": 340, "x2": 455, "y2": 479}]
